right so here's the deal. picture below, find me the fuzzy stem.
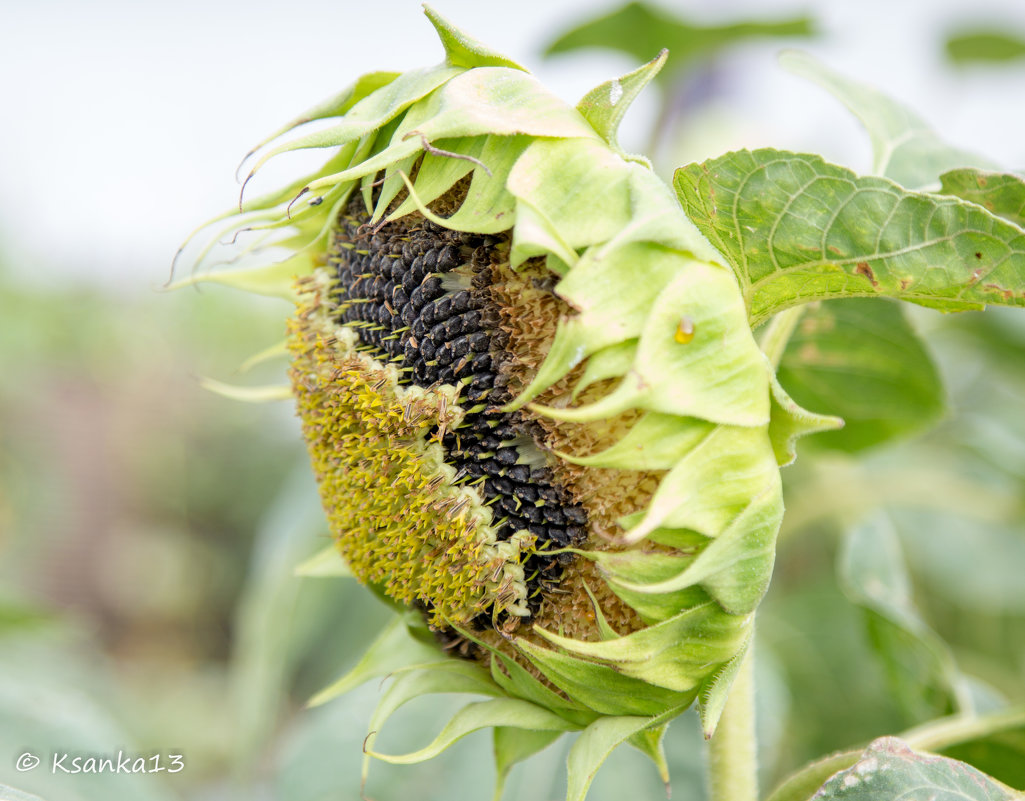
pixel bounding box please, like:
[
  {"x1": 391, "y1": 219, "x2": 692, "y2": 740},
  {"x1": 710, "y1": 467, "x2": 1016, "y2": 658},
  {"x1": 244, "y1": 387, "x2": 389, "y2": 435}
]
[
  {"x1": 707, "y1": 645, "x2": 758, "y2": 801},
  {"x1": 758, "y1": 306, "x2": 806, "y2": 369}
]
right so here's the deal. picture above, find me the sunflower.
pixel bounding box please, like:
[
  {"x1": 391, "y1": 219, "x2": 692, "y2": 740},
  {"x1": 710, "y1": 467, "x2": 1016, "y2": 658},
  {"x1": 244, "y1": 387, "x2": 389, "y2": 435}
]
[{"x1": 179, "y1": 7, "x2": 836, "y2": 799}]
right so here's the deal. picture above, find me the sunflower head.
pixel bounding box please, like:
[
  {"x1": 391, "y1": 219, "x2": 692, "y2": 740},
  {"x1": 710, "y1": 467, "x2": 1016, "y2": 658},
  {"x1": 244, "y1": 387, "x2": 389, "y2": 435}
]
[{"x1": 180, "y1": 6, "x2": 836, "y2": 798}]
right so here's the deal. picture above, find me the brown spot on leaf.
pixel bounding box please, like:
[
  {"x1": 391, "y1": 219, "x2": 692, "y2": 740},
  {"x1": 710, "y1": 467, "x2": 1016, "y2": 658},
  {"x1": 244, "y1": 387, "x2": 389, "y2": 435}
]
[
  {"x1": 984, "y1": 282, "x2": 1013, "y2": 300},
  {"x1": 975, "y1": 251, "x2": 983, "y2": 259},
  {"x1": 899, "y1": 278, "x2": 911, "y2": 290},
  {"x1": 977, "y1": 176, "x2": 988, "y2": 187},
  {"x1": 855, "y1": 262, "x2": 878, "y2": 287},
  {"x1": 827, "y1": 245, "x2": 842, "y2": 255}
]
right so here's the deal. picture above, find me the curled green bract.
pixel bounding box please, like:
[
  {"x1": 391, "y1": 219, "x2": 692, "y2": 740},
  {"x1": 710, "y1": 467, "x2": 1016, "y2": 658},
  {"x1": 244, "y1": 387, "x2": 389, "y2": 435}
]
[{"x1": 181, "y1": 7, "x2": 837, "y2": 800}]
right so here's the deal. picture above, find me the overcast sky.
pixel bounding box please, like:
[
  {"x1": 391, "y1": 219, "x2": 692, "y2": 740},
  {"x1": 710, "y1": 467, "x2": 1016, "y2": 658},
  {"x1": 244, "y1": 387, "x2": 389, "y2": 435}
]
[{"x1": 3, "y1": 0, "x2": 1025, "y2": 289}]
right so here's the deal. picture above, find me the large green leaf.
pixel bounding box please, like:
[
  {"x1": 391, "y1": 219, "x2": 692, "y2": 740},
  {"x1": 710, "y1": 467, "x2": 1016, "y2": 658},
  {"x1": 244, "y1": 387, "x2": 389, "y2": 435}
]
[
  {"x1": 674, "y1": 149, "x2": 1025, "y2": 326},
  {"x1": 766, "y1": 707, "x2": 1025, "y2": 801},
  {"x1": 838, "y1": 514, "x2": 963, "y2": 723},
  {"x1": 544, "y1": 3, "x2": 813, "y2": 82},
  {"x1": 777, "y1": 299, "x2": 945, "y2": 451},
  {"x1": 811, "y1": 736, "x2": 1019, "y2": 800},
  {"x1": 940, "y1": 169, "x2": 1025, "y2": 228},
  {"x1": 911, "y1": 708, "x2": 1025, "y2": 791},
  {"x1": 779, "y1": 50, "x2": 991, "y2": 189}
]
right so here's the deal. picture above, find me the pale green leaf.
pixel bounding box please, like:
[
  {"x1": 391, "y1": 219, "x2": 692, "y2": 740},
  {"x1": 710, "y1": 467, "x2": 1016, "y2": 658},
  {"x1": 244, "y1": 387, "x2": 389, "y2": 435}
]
[
  {"x1": 513, "y1": 636, "x2": 695, "y2": 717},
  {"x1": 611, "y1": 483, "x2": 782, "y2": 614},
  {"x1": 566, "y1": 714, "x2": 677, "y2": 801},
  {"x1": 533, "y1": 601, "x2": 748, "y2": 694},
  {"x1": 674, "y1": 149, "x2": 1025, "y2": 326},
  {"x1": 293, "y1": 545, "x2": 353, "y2": 578},
  {"x1": 167, "y1": 256, "x2": 309, "y2": 300},
  {"x1": 480, "y1": 646, "x2": 593, "y2": 724},
  {"x1": 767, "y1": 370, "x2": 844, "y2": 465},
  {"x1": 593, "y1": 552, "x2": 708, "y2": 625},
  {"x1": 423, "y1": 5, "x2": 526, "y2": 71},
  {"x1": 307, "y1": 615, "x2": 444, "y2": 708},
  {"x1": 239, "y1": 339, "x2": 289, "y2": 373},
  {"x1": 779, "y1": 50, "x2": 991, "y2": 189},
  {"x1": 940, "y1": 169, "x2": 1025, "y2": 228},
  {"x1": 572, "y1": 340, "x2": 637, "y2": 400},
  {"x1": 619, "y1": 425, "x2": 778, "y2": 544},
  {"x1": 811, "y1": 736, "x2": 1019, "y2": 800},
  {"x1": 575, "y1": 49, "x2": 666, "y2": 159},
  {"x1": 530, "y1": 262, "x2": 771, "y2": 427},
  {"x1": 492, "y1": 727, "x2": 564, "y2": 801},
  {"x1": 697, "y1": 634, "x2": 752, "y2": 738},
  {"x1": 627, "y1": 724, "x2": 670, "y2": 784},
  {"x1": 777, "y1": 299, "x2": 945, "y2": 452},
  {"x1": 243, "y1": 64, "x2": 461, "y2": 177},
  {"x1": 557, "y1": 413, "x2": 714, "y2": 472},
  {"x1": 198, "y1": 378, "x2": 292, "y2": 403},
  {"x1": 362, "y1": 660, "x2": 506, "y2": 787},
  {"x1": 239, "y1": 70, "x2": 400, "y2": 167},
  {"x1": 838, "y1": 513, "x2": 962, "y2": 722},
  {"x1": 366, "y1": 699, "x2": 576, "y2": 764}
]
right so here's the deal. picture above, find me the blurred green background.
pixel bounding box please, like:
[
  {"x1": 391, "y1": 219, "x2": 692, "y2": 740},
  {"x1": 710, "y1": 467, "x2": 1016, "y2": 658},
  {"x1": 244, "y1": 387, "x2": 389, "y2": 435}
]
[{"x1": 2, "y1": 1, "x2": 1025, "y2": 800}]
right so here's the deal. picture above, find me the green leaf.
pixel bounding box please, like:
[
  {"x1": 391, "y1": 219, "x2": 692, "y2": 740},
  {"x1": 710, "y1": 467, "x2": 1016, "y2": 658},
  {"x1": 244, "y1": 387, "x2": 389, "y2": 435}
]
[
  {"x1": 307, "y1": 614, "x2": 445, "y2": 708},
  {"x1": 294, "y1": 544, "x2": 353, "y2": 578},
  {"x1": 366, "y1": 698, "x2": 576, "y2": 764},
  {"x1": 575, "y1": 50, "x2": 666, "y2": 160},
  {"x1": 767, "y1": 707, "x2": 1025, "y2": 801},
  {"x1": 909, "y1": 707, "x2": 1025, "y2": 791},
  {"x1": 492, "y1": 727, "x2": 564, "y2": 801},
  {"x1": 565, "y1": 714, "x2": 679, "y2": 801},
  {"x1": 697, "y1": 633, "x2": 752, "y2": 738},
  {"x1": 674, "y1": 149, "x2": 1025, "y2": 326},
  {"x1": 198, "y1": 378, "x2": 292, "y2": 403},
  {"x1": 530, "y1": 261, "x2": 771, "y2": 427},
  {"x1": 838, "y1": 514, "x2": 962, "y2": 722},
  {"x1": 627, "y1": 724, "x2": 670, "y2": 784},
  {"x1": 946, "y1": 31, "x2": 1025, "y2": 65},
  {"x1": 513, "y1": 636, "x2": 695, "y2": 717},
  {"x1": 532, "y1": 601, "x2": 749, "y2": 697},
  {"x1": 609, "y1": 484, "x2": 783, "y2": 615},
  {"x1": 167, "y1": 256, "x2": 310, "y2": 300},
  {"x1": 422, "y1": 5, "x2": 525, "y2": 71},
  {"x1": 777, "y1": 299, "x2": 945, "y2": 452},
  {"x1": 940, "y1": 169, "x2": 1025, "y2": 227},
  {"x1": 812, "y1": 736, "x2": 1019, "y2": 799},
  {"x1": 544, "y1": 3, "x2": 814, "y2": 82},
  {"x1": 767, "y1": 370, "x2": 844, "y2": 464},
  {"x1": 779, "y1": 50, "x2": 992, "y2": 189}
]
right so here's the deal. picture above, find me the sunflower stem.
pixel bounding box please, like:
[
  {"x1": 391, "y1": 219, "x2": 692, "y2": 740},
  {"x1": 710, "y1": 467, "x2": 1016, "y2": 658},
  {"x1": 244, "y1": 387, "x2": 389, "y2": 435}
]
[
  {"x1": 758, "y1": 305, "x2": 806, "y2": 369},
  {"x1": 707, "y1": 645, "x2": 758, "y2": 801}
]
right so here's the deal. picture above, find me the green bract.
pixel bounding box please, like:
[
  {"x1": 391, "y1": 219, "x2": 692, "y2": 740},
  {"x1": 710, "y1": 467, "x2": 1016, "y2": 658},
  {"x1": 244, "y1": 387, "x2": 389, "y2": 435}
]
[{"x1": 181, "y1": 8, "x2": 837, "y2": 800}]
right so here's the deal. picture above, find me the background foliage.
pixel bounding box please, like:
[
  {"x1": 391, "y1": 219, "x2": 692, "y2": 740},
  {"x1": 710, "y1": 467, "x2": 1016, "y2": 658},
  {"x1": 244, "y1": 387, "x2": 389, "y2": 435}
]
[{"x1": 2, "y1": 2, "x2": 1024, "y2": 800}]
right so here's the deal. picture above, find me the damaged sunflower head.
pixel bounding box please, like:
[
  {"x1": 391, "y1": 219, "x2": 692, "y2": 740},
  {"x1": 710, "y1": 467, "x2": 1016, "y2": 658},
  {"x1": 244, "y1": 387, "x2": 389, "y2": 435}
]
[{"x1": 180, "y1": 7, "x2": 835, "y2": 799}]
